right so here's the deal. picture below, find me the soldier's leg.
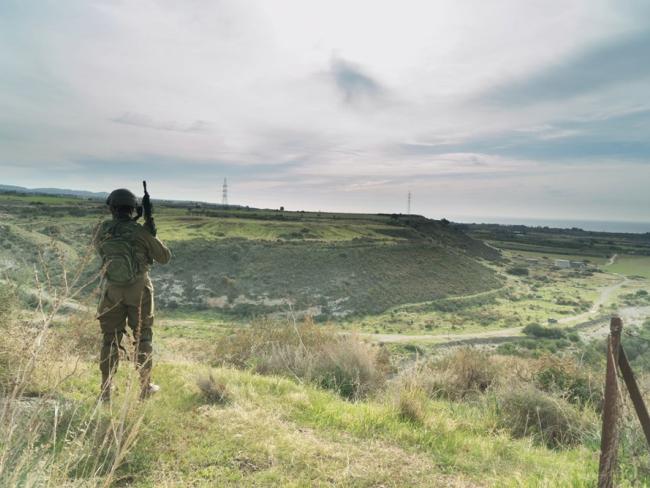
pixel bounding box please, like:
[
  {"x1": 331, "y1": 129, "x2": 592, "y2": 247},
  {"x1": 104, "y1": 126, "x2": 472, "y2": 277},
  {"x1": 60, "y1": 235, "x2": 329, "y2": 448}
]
[
  {"x1": 99, "y1": 328, "x2": 124, "y2": 397},
  {"x1": 126, "y1": 281, "x2": 156, "y2": 397},
  {"x1": 97, "y1": 287, "x2": 127, "y2": 401}
]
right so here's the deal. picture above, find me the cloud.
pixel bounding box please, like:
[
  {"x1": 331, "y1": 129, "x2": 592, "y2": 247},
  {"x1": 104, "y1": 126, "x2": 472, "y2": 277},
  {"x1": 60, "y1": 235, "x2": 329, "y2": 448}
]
[
  {"x1": 111, "y1": 112, "x2": 212, "y2": 133},
  {"x1": 329, "y1": 57, "x2": 383, "y2": 105},
  {"x1": 1, "y1": 0, "x2": 649, "y2": 222},
  {"x1": 479, "y1": 29, "x2": 650, "y2": 105}
]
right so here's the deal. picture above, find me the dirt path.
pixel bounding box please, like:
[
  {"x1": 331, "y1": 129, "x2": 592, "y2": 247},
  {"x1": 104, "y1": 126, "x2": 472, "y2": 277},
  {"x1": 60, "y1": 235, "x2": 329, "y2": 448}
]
[
  {"x1": 557, "y1": 275, "x2": 628, "y2": 325},
  {"x1": 369, "y1": 326, "x2": 522, "y2": 345},
  {"x1": 579, "y1": 305, "x2": 650, "y2": 341}
]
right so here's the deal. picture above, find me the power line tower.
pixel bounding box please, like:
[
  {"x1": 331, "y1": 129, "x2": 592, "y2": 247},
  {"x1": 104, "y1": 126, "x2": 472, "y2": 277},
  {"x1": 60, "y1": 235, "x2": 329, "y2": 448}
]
[
  {"x1": 222, "y1": 178, "x2": 228, "y2": 206},
  {"x1": 407, "y1": 191, "x2": 411, "y2": 215}
]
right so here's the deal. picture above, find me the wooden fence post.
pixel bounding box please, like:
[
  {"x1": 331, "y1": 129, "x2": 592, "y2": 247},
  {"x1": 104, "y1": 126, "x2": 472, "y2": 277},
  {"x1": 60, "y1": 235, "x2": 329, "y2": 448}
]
[
  {"x1": 598, "y1": 316, "x2": 623, "y2": 488},
  {"x1": 619, "y1": 345, "x2": 650, "y2": 448}
]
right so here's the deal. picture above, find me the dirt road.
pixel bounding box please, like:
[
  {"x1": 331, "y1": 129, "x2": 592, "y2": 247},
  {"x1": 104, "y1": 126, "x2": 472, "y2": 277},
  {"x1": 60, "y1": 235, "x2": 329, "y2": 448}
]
[{"x1": 557, "y1": 275, "x2": 628, "y2": 325}]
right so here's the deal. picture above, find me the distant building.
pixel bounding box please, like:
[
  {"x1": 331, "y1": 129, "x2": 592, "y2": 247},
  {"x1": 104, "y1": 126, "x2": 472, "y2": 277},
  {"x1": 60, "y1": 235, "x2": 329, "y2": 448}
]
[
  {"x1": 554, "y1": 259, "x2": 586, "y2": 269},
  {"x1": 554, "y1": 259, "x2": 571, "y2": 269}
]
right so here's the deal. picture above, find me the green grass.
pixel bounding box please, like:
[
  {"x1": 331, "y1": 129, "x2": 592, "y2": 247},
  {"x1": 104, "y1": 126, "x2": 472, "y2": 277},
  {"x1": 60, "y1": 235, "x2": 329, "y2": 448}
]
[
  {"x1": 56, "y1": 362, "x2": 598, "y2": 487},
  {"x1": 157, "y1": 215, "x2": 413, "y2": 242},
  {"x1": 608, "y1": 255, "x2": 650, "y2": 279}
]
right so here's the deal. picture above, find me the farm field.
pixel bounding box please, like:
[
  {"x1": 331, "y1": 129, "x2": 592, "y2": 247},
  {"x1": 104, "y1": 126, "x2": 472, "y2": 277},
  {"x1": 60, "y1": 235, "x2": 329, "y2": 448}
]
[{"x1": 608, "y1": 255, "x2": 650, "y2": 279}]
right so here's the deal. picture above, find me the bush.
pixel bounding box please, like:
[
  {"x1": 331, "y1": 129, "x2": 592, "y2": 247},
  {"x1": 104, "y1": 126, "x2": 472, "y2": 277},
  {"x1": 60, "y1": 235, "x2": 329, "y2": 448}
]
[
  {"x1": 497, "y1": 386, "x2": 596, "y2": 448},
  {"x1": 215, "y1": 318, "x2": 387, "y2": 400},
  {"x1": 395, "y1": 386, "x2": 427, "y2": 424},
  {"x1": 0, "y1": 282, "x2": 16, "y2": 323},
  {"x1": 534, "y1": 356, "x2": 601, "y2": 407},
  {"x1": 197, "y1": 373, "x2": 230, "y2": 405},
  {"x1": 523, "y1": 323, "x2": 566, "y2": 339},
  {"x1": 399, "y1": 348, "x2": 502, "y2": 401},
  {"x1": 506, "y1": 267, "x2": 529, "y2": 276}
]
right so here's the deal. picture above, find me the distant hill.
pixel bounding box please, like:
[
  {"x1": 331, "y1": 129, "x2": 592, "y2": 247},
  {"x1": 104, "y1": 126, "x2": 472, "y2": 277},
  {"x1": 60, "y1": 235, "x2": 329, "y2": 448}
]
[{"x1": 0, "y1": 184, "x2": 108, "y2": 199}]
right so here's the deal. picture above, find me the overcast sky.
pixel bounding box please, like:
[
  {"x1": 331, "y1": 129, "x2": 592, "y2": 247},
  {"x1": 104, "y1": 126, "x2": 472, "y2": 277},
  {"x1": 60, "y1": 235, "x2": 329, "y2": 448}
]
[{"x1": 1, "y1": 0, "x2": 650, "y2": 222}]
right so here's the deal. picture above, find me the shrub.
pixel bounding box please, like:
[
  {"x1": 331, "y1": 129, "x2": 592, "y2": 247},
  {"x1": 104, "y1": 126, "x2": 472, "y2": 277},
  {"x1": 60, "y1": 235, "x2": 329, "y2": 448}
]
[
  {"x1": 436, "y1": 348, "x2": 501, "y2": 397},
  {"x1": 197, "y1": 373, "x2": 230, "y2": 405},
  {"x1": 310, "y1": 337, "x2": 385, "y2": 399},
  {"x1": 534, "y1": 355, "x2": 601, "y2": 407},
  {"x1": 395, "y1": 386, "x2": 427, "y2": 424},
  {"x1": 398, "y1": 348, "x2": 502, "y2": 401},
  {"x1": 523, "y1": 323, "x2": 566, "y2": 339},
  {"x1": 497, "y1": 386, "x2": 596, "y2": 448},
  {"x1": 215, "y1": 318, "x2": 387, "y2": 400},
  {"x1": 506, "y1": 266, "x2": 529, "y2": 276},
  {"x1": 0, "y1": 282, "x2": 16, "y2": 322}
]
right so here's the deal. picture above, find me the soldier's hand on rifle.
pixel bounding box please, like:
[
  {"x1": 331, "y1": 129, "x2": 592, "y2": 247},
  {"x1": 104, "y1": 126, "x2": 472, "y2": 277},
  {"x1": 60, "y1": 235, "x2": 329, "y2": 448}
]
[{"x1": 142, "y1": 180, "x2": 157, "y2": 236}]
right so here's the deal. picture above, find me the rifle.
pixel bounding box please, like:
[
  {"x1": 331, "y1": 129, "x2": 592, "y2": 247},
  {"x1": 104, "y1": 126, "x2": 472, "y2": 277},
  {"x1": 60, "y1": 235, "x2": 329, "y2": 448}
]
[{"x1": 142, "y1": 180, "x2": 157, "y2": 236}]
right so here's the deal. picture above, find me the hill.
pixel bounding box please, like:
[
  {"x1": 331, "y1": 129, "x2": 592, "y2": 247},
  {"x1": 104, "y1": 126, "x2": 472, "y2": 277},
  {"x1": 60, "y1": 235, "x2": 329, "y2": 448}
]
[
  {"x1": 0, "y1": 192, "x2": 502, "y2": 318},
  {"x1": 0, "y1": 183, "x2": 108, "y2": 199}
]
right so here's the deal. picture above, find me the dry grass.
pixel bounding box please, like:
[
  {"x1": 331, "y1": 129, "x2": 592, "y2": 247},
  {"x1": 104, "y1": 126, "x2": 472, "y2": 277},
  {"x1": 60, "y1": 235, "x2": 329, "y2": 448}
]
[
  {"x1": 394, "y1": 386, "x2": 427, "y2": 424},
  {"x1": 0, "y1": 240, "x2": 144, "y2": 487},
  {"x1": 533, "y1": 354, "x2": 602, "y2": 408},
  {"x1": 391, "y1": 348, "x2": 603, "y2": 450},
  {"x1": 186, "y1": 394, "x2": 478, "y2": 488},
  {"x1": 496, "y1": 385, "x2": 598, "y2": 449},
  {"x1": 197, "y1": 373, "x2": 230, "y2": 405},
  {"x1": 215, "y1": 317, "x2": 388, "y2": 400},
  {"x1": 396, "y1": 347, "x2": 506, "y2": 401}
]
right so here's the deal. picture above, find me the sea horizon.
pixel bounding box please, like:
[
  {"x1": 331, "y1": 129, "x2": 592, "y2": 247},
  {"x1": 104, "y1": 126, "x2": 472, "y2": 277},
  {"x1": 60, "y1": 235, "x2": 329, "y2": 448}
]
[{"x1": 450, "y1": 216, "x2": 650, "y2": 234}]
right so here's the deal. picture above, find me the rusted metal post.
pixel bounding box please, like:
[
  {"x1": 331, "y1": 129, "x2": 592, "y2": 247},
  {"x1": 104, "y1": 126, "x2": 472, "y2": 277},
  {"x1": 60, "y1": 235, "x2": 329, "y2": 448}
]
[
  {"x1": 598, "y1": 316, "x2": 623, "y2": 488},
  {"x1": 619, "y1": 347, "x2": 650, "y2": 448}
]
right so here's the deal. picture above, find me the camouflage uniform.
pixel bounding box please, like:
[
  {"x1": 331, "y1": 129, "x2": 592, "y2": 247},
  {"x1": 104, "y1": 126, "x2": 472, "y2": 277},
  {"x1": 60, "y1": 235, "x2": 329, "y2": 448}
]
[{"x1": 94, "y1": 216, "x2": 171, "y2": 399}]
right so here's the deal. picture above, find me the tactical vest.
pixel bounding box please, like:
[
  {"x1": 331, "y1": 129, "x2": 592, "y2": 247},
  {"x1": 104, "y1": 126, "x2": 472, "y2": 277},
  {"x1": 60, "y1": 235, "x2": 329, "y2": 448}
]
[{"x1": 98, "y1": 220, "x2": 140, "y2": 285}]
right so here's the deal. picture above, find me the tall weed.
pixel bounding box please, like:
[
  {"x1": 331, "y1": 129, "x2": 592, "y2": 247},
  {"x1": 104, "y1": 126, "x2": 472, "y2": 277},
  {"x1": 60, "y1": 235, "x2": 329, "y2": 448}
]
[
  {"x1": 495, "y1": 385, "x2": 598, "y2": 449},
  {"x1": 215, "y1": 318, "x2": 387, "y2": 399},
  {"x1": 0, "y1": 239, "x2": 144, "y2": 487}
]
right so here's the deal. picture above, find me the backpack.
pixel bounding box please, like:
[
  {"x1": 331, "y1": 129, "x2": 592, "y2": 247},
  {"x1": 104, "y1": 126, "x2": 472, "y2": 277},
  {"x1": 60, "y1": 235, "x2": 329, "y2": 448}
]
[{"x1": 98, "y1": 221, "x2": 140, "y2": 285}]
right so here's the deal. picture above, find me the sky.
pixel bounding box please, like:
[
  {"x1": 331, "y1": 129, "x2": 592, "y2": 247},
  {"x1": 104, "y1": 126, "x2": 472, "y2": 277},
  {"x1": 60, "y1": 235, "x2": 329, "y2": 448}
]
[{"x1": 1, "y1": 0, "x2": 650, "y2": 222}]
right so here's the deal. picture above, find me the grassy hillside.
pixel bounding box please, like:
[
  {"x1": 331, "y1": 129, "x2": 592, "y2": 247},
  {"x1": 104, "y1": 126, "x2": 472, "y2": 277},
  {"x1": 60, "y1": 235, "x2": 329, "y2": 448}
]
[
  {"x1": 0, "y1": 192, "x2": 502, "y2": 318},
  {"x1": 3, "y1": 191, "x2": 650, "y2": 486},
  {"x1": 0, "y1": 295, "x2": 618, "y2": 487}
]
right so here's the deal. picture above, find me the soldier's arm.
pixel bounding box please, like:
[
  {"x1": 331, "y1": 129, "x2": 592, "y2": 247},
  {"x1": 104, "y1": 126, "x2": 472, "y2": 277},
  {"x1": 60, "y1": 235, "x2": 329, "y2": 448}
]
[{"x1": 141, "y1": 230, "x2": 172, "y2": 264}]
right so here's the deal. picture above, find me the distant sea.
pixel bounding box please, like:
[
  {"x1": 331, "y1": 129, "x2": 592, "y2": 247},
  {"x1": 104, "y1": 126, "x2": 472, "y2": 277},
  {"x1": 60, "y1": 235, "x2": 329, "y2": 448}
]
[{"x1": 452, "y1": 217, "x2": 650, "y2": 234}]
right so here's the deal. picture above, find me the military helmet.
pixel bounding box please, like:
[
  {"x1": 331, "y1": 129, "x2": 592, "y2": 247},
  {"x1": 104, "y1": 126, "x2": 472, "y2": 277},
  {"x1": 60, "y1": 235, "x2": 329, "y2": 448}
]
[{"x1": 106, "y1": 188, "x2": 138, "y2": 208}]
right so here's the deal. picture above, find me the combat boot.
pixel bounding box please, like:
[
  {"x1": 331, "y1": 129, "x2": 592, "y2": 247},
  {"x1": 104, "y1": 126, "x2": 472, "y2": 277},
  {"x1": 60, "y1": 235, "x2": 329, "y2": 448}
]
[
  {"x1": 139, "y1": 367, "x2": 160, "y2": 400},
  {"x1": 140, "y1": 382, "x2": 160, "y2": 400}
]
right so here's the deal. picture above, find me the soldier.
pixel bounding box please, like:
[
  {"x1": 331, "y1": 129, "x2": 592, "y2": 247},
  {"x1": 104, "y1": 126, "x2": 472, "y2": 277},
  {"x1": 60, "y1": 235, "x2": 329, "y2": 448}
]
[{"x1": 94, "y1": 188, "x2": 171, "y2": 402}]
